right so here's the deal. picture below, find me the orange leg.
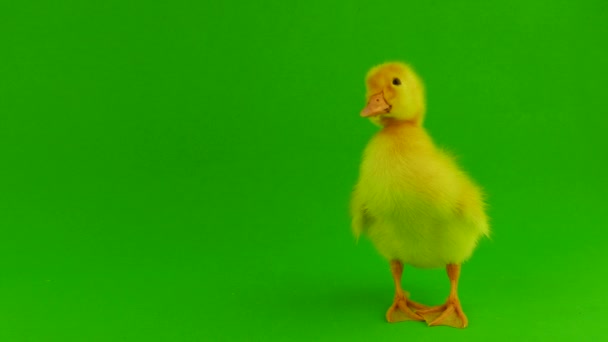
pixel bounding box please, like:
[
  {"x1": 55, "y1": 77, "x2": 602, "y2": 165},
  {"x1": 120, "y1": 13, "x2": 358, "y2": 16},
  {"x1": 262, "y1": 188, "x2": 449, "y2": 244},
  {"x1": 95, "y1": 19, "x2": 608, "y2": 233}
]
[
  {"x1": 418, "y1": 264, "x2": 469, "y2": 328},
  {"x1": 386, "y1": 260, "x2": 428, "y2": 323}
]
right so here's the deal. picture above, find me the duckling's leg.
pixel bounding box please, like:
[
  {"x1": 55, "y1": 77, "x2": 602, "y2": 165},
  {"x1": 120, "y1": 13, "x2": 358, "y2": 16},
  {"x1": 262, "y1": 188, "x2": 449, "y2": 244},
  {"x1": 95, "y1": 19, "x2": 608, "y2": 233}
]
[
  {"x1": 386, "y1": 260, "x2": 427, "y2": 323},
  {"x1": 418, "y1": 264, "x2": 468, "y2": 328}
]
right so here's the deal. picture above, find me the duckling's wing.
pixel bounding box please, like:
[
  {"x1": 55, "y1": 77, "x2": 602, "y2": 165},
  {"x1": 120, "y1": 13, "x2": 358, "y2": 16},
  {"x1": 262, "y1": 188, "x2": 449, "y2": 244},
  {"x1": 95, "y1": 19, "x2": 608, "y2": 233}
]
[{"x1": 350, "y1": 186, "x2": 374, "y2": 239}]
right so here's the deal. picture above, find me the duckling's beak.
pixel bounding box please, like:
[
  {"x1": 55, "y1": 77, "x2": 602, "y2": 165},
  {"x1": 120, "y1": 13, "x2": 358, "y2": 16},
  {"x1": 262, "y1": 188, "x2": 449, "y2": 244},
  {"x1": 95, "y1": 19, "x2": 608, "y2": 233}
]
[{"x1": 361, "y1": 92, "x2": 391, "y2": 117}]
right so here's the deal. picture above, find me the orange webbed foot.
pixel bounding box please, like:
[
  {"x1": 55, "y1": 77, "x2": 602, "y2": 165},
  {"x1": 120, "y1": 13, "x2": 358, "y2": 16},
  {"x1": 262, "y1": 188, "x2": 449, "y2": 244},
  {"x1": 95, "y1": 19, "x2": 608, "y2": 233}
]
[{"x1": 415, "y1": 263, "x2": 469, "y2": 328}]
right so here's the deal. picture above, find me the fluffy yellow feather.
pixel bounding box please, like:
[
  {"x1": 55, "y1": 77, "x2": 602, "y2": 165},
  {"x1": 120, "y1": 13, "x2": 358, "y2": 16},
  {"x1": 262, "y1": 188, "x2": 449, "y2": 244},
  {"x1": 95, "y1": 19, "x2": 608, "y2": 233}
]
[{"x1": 351, "y1": 62, "x2": 489, "y2": 328}]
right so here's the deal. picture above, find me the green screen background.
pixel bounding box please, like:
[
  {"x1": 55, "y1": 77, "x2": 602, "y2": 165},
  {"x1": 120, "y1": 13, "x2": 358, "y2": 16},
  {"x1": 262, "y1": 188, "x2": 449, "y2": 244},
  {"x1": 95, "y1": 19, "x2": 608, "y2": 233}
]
[{"x1": 1, "y1": 0, "x2": 607, "y2": 341}]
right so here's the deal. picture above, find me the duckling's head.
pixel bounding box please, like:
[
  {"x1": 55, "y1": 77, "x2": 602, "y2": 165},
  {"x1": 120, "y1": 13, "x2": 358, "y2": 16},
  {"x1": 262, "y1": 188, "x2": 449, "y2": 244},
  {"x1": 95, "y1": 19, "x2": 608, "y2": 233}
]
[{"x1": 361, "y1": 62, "x2": 426, "y2": 126}]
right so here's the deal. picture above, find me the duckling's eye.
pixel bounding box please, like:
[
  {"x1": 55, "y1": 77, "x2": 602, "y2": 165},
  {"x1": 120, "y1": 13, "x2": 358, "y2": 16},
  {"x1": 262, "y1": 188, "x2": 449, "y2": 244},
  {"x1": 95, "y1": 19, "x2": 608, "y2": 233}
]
[{"x1": 392, "y1": 78, "x2": 401, "y2": 86}]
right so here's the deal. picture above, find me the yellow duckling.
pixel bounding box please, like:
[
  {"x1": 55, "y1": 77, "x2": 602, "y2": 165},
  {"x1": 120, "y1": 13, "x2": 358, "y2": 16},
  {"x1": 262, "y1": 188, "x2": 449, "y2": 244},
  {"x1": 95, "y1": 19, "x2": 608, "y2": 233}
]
[{"x1": 351, "y1": 62, "x2": 489, "y2": 328}]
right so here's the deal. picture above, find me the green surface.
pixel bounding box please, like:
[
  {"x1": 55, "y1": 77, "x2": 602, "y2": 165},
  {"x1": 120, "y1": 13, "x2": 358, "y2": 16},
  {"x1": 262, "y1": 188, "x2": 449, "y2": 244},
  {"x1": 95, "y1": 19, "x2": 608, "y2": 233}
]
[{"x1": 1, "y1": 0, "x2": 607, "y2": 341}]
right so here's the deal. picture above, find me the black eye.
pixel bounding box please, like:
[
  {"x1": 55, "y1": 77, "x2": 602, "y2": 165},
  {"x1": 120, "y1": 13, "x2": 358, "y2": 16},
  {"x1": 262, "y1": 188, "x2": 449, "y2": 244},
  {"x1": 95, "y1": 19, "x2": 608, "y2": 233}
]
[{"x1": 392, "y1": 77, "x2": 401, "y2": 86}]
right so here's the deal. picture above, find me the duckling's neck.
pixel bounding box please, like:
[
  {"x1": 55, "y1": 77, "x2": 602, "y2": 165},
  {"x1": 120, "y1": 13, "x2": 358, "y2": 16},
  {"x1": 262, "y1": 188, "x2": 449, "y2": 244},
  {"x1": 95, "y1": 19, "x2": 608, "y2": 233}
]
[
  {"x1": 376, "y1": 118, "x2": 428, "y2": 148},
  {"x1": 376, "y1": 118, "x2": 430, "y2": 153}
]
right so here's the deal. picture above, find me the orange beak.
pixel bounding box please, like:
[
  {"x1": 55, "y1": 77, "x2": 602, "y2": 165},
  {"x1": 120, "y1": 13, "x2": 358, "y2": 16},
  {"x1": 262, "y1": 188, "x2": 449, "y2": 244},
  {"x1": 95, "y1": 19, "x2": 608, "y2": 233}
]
[{"x1": 361, "y1": 92, "x2": 391, "y2": 117}]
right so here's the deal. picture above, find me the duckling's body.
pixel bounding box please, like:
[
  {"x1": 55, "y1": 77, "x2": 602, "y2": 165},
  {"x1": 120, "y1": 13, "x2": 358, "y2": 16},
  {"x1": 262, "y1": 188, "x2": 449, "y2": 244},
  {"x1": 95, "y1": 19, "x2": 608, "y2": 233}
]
[
  {"x1": 351, "y1": 62, "x2": 489, "y2": 328},
  {"x1": 356, "y1": 122, "x2": 487, "y2": 269}
]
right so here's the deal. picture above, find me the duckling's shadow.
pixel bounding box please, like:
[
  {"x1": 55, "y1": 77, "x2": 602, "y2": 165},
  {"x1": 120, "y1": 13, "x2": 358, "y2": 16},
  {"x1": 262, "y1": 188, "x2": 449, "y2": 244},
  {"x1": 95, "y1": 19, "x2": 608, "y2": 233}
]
[{"x1": 287, "y1": 283, "x2": 434, "y2": 321}]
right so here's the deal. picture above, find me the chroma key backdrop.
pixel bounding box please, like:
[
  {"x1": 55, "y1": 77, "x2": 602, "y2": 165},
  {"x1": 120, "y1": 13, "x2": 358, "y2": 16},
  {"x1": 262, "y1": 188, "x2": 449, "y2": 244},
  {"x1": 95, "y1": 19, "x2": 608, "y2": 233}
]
[{"x1": 1, "y1": 0, "x2": 607, "y2": 341}]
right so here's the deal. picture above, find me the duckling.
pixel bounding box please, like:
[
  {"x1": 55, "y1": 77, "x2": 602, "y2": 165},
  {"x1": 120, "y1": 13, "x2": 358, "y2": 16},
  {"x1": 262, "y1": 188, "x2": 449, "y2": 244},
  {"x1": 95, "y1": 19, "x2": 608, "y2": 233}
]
[{"x1": 351, "y1": 62, "x2": 489, "y2": 328}]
